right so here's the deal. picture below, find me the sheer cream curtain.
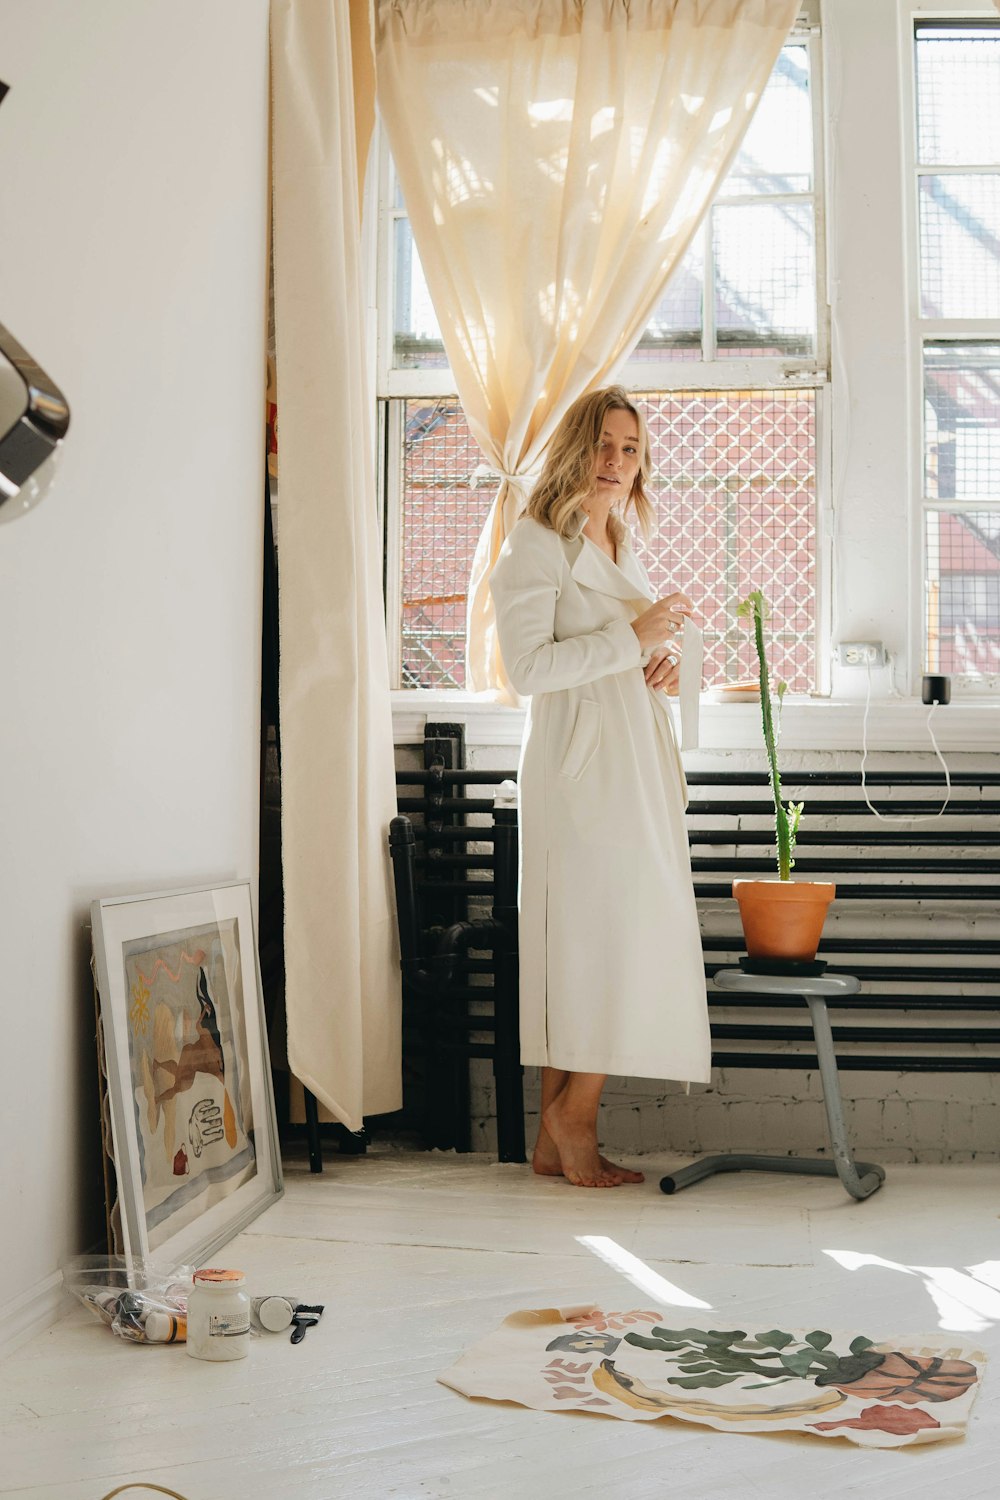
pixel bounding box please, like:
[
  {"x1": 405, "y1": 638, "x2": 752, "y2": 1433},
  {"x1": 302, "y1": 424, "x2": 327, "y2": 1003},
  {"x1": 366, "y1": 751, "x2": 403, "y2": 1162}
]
[
  {"x1": 270, "y1": 0, "x2": 400, "y2": 1130},
  {"x1": 375, "y1": 0, "x2": 800, "y2": 698}
]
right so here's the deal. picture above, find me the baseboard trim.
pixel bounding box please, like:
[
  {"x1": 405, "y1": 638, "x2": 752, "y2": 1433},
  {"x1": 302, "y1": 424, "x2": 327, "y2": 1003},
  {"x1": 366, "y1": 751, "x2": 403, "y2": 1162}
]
[{"x1": 0, "y1": 1270, "x2": 71, "y2": 1359}]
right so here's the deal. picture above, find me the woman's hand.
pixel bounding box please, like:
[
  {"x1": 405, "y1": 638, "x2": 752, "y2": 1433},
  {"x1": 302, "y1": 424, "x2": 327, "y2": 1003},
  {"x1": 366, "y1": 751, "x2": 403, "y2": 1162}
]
[
  {"x1": 630, "y1": 591, "x2": 692, "y2": 652},
  {"x1": 644, "y1": 645, "x2": 681, "y2": 695}
]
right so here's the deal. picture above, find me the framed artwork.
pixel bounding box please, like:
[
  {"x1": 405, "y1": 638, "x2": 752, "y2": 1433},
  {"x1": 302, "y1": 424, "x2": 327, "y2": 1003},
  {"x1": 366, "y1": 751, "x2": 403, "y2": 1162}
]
[{"x1": 91, "y1": 881, "x2": 283, "y2": 1273}]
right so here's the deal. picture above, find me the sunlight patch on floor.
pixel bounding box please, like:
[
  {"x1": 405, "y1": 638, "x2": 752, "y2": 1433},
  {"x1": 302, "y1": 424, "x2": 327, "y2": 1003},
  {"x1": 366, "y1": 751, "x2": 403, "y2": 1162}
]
[
  {"x1": 577, "y1": 1234, "x2": 714, "y2": 1309},
  {"x1": 823, "y1": 1248, "x2": 1000, "y2": 1334}
]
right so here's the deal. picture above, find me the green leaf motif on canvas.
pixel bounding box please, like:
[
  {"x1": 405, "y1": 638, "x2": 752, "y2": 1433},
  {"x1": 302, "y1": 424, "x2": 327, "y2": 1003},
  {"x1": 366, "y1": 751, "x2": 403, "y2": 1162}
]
[{"x1": 622, "y1": 1325, "x2": 889, "y2": 1392}]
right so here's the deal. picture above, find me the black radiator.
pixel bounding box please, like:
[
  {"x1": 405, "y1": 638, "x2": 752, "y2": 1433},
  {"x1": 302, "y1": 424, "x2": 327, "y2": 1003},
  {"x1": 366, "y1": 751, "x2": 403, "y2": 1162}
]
[
  {"x1": 392, "y1": 746, "x2": 1000, "y2": 1155},
  {"x1": 688, "y1": 767, "x2": 1000, "y2": 1073}
]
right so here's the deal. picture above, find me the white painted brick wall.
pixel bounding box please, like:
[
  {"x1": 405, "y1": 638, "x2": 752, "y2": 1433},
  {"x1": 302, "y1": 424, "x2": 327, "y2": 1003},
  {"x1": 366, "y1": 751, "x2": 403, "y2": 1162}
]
[
  {"x1": 467, "y1": 1061, "x2": 1000, "y2": 1163},
  {"x1": 398, "y1": 740, "x2": 1000, "y2": 1163}
]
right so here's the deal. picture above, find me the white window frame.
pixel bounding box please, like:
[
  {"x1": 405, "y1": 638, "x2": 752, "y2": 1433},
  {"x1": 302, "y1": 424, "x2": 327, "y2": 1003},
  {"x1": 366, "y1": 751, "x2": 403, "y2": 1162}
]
[{"x1": 900, "y1": 1, "x2": 1000, "y2": 694}]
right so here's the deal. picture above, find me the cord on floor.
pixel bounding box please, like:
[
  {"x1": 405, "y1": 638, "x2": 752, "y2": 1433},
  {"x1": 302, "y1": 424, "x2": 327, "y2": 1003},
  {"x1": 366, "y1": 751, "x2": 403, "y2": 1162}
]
[{"x1": 99, "y1": 1486, "x2": 191, "y2": 1500}]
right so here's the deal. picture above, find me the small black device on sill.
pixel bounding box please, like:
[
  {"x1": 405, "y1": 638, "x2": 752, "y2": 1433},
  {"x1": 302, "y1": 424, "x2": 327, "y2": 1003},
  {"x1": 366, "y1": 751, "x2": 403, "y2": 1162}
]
[{"x1": 921, "y1": 674, "x2": 951, "y2": 706}]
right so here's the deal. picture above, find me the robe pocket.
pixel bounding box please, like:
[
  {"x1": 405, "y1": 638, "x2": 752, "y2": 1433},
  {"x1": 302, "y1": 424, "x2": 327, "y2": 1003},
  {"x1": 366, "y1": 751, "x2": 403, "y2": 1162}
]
[{"x1": 559, "y1": 699, "x2": 602, "y2": 781}]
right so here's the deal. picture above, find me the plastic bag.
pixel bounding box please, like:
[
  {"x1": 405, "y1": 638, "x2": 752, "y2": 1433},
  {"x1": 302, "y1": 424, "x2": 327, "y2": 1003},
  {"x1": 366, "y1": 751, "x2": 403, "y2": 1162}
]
[{"x1": 64, "y1": 1255, "x2": 191, "y2": 1344}]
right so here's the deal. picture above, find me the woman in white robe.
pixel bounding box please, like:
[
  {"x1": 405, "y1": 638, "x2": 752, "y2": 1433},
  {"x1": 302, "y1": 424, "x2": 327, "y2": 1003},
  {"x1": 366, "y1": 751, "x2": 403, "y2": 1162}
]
[{"x1": 489, "y1": 386, "x2": 711, "y2": 1189}]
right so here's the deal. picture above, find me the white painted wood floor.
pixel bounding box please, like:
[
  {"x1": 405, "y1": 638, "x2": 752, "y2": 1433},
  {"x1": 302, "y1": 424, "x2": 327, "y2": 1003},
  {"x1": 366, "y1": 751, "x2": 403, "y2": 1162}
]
[{"x1": 3, "y1": 1150, "x2": 998, "y2": 1500}]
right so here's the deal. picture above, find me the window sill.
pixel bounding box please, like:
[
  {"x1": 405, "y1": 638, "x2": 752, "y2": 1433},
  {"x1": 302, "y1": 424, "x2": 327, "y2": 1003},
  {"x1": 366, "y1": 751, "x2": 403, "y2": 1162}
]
[{"x1": 390, "y1": 689, "x2": 1000, "y2": 752}]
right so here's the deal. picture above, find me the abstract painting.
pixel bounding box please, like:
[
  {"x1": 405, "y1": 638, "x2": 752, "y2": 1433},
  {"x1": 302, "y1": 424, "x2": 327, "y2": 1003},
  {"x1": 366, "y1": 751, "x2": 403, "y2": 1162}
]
[
  {"x1": 440, "y1": 1307, "x2": 987, "y2": 1448},
  {"x1": 92, "y1": 882, "x2": 282, "y2": 1273}
]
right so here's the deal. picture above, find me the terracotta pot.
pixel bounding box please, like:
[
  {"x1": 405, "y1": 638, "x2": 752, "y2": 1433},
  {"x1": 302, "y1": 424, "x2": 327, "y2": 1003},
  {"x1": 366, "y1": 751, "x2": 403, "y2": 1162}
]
[{"x1": 732, "y1": 878, "x2": 836, "y2": 961}]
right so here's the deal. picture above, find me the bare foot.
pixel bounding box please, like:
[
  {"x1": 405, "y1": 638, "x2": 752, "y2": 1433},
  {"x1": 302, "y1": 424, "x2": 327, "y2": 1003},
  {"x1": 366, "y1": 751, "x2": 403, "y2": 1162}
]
[
  {"x1": 540, "y1": 1103, "x2": 633, "y2": 1188},
  {"x1": 532, "y1": 1123, "x2": 644, "y2": 1183}
]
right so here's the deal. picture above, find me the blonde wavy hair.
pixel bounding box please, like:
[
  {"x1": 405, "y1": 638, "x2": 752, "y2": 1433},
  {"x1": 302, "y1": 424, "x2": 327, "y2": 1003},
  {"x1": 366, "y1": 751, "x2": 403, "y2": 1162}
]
[{"x1": 523, "y1": 386, "x2": 654, "y2": 542}]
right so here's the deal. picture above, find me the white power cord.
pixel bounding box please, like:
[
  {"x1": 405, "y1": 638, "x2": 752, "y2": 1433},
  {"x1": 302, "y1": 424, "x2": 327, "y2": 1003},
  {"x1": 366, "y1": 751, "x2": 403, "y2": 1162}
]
[{"x1": 859, "y1": 659, "x2": 952, "y2": 821}]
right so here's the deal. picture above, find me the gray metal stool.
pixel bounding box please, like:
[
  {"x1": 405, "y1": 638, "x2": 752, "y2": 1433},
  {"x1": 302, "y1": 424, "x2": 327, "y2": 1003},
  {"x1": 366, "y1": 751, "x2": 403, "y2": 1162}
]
[{"x1": 660, "y1": 970, "x2": 886, "y2": 1201}]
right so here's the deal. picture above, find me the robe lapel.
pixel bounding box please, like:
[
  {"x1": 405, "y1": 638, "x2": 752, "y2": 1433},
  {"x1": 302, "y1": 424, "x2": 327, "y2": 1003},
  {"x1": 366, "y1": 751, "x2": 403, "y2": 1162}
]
[
  {"x1": 569, "y1": 534, "x2": 654, "y2": 608},
  {"x1": 616, "y1": 540, "x2": 655, "y2": 605}
]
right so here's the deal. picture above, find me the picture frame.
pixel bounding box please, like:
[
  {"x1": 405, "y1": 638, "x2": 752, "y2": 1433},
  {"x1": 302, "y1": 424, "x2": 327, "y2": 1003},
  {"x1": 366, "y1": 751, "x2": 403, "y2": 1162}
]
[{"x1": 91, "y1": 881, "x2": 283, "y2": 1274}]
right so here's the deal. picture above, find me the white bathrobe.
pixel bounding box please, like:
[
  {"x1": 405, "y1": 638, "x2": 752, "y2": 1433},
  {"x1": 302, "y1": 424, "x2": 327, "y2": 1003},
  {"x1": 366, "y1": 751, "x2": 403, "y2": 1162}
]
[{"x1": 489, "y1": 515, "x2": 712, "y2": 1083}]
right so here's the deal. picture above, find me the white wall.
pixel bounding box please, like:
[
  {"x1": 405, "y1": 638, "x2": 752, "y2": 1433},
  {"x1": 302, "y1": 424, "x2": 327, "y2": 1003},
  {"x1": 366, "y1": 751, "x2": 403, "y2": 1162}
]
[{"x1": 0, "y1": 0, "x2": 270, "y2": 1350}]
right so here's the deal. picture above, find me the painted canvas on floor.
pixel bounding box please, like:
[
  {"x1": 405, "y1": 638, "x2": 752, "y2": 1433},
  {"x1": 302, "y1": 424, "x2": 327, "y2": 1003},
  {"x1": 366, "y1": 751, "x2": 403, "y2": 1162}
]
[
  {"x1": 92, "y1": 882, "x2": 283, "y2": 1273},
  {"x1": 123, "y1": 919, "x2": 256, "y2": 1252},
  {"x1": 440, "y1": 1307, "x2": 987, "y2": 1448}
]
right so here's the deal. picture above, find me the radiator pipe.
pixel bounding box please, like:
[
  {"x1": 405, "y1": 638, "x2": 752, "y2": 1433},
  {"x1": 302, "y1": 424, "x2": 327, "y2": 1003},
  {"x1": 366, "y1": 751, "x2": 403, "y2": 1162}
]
[
  {"x1": 389, "y1": 816, "x2": 432, "y2": 992},
  {"x1": 390, "y1": 815, "x2": 510, "y2": 993}
]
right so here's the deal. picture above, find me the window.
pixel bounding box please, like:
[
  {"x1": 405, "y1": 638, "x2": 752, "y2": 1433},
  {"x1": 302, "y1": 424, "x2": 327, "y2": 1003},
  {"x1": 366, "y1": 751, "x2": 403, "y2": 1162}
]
[
  {"x1": 376, "y1": 3, "x2": 1000, "y2": 716},
  {"x1": 915, "y1": 21, "x2": 1000, "y2": 685},
  {"x1": 377, "y1": 11, "x2": 826, "y2": 693}
]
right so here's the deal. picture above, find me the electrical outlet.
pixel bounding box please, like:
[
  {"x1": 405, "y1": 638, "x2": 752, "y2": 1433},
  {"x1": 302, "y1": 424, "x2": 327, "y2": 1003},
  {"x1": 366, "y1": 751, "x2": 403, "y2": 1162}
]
[{"x1": 837, "y1": 641, "x2": 887, "y2": 668}]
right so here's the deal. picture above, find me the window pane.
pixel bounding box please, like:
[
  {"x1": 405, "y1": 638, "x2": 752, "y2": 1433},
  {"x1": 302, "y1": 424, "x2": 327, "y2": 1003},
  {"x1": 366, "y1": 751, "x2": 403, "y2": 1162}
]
[
  {"x1": 714, "y1": 202, "x2": 816, "y2": 357},
  {"x1": 925, "y1": 510, "x2": 1000, "y2": 676},
  {"x1": 919, "y1": 175, "x2": 1000, "y2": 318},
  {"x1": 720, "y1": 43, "x2": 812, "y2": 197},
  {"x1": 400, "y1": 401, "x2": 496, "y2": 689},
  {"x1": 397, "y1": 393, "x2": 817, "y2": 691},
  {"x1": 634, "y1": 241, "x2": 703, "y2": 361},
  {"x1": 916, "y1": 27, "x2": 1000, "y2": 167},
  {"x1": 393, "y1": 219, "x2": 448, "y2": 368},
  {"x1": 924, "y1": 343, "x2": 1000, "y2": 502},
  {"x1": 635, "y1": 38, "x2": 817, "y2": 358},
  {"x1": 636, "y1": 392, "x2": 816, "y2": 692}
]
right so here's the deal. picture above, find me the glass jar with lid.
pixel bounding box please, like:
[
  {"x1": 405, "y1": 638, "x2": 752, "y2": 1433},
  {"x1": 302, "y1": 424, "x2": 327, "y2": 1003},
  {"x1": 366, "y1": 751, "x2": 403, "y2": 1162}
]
[{"x1": 186, "y1": 1268, "x2": 251, "y2": 1361}]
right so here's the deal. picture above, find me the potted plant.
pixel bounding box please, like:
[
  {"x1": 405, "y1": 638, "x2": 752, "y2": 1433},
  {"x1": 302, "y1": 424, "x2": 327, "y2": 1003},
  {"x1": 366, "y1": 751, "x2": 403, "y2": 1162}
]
[{"x1": 732, "y1": 590, "x2": 834, "y2": 962}]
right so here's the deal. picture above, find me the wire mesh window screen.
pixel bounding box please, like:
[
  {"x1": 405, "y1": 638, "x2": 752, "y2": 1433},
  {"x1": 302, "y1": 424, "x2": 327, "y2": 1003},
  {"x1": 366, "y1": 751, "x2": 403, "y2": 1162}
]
[
  {"x1": 915, "y1": 24, "x2": 1000, "y2": 320},
  {"x1": 634, "y1": 40, "x2": 815, "y2": 362},
  {"x1": 720, "y1": 42, "x2": 812, "y2": 196},
  {"x1": 925, "y1": 511, "x2": 1000, "y2": 677},
  {"x1": 399, "y1": 402, "x2": 494, "y2": 688},
  {"x1": 635, "y1": 391, "x2": 816, "y2": 692},
  {"x1": 713, "y1": 202, "x2": 816, "y2": 357},
  {"x1": 916, "y1": 26, "x2": 1000, "y2": 167},
  {"x1": 919, "y1": 175, "x2": 1000, "y2": 319},
  {"x1": 399, "y1": 391, "x2": 817, "y2": 692},
  {"x1": 924, "y1": 343, "x2": 1000, "y2": 502},
  {"x1": 634, "y1": 241, "x2": 703, "y2": 362}
]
